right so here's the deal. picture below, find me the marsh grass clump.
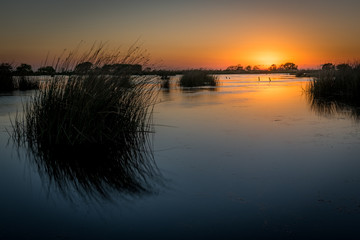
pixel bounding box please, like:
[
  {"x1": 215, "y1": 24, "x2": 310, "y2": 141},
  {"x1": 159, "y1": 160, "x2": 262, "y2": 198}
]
[
  {"x1": 14, "y1": 74, "x2": 159, "y2": 200},
  {"x1": 307, "y1": 64, "x2": 360, "y2": 103},
  {"x1": 179, "y1": 71, "x2": 219, "y2": 88},
  {"x1": 12, "y1": 43, "x2": 161, "y2": 200},
  {"x1": 0, "y1": 63, "x2": 14, "y2": 92},
  {"x1": 306, "y1": 63, "x2": 360, "y2": 120},
  {"x1": 16, "y1": 74, "x2": 156, "y2": 148}
]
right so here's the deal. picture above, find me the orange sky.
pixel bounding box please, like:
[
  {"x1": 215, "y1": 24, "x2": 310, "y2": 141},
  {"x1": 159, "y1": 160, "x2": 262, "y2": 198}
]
[{"x1": 1, "y1": 0, "x2": 360, "y2": 70}]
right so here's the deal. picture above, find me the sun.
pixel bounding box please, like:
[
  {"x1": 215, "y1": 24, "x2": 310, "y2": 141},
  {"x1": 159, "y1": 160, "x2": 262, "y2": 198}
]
[{"x1": 253, "y1": 52, "x2": 283, "y2": 67}]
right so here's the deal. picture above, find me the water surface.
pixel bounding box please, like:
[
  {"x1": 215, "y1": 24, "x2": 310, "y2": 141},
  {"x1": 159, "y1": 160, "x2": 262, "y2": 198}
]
[{"x1": 1, "y1": 74, "x2": 360, "y2": 239}]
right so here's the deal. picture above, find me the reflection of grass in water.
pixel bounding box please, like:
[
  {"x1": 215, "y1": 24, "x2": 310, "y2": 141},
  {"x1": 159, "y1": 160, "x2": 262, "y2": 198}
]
[
  {"x1": 12, "y1": 44, "x2": 161, "y2": 201},
  {"x1": 18, "y1": 76, "x2": 39, "y2": 91},
  {"x1": 161, "y1": 78, "x2": 170, "y2": 89},
  {"x1": 307, "y1": 96, "x2": 360, "y2": 121},
  {"x1": 22, "y1": 137, "x2": 160, "y2": 201},
  {"x1": 179, "y1": 71, "x2": 219, "y2": 87}
]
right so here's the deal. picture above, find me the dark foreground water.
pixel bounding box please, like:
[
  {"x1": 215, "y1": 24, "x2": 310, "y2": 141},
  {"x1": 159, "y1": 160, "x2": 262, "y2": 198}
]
[{"x1": 1, "y1": 74, "x2": 360, "y2": 239}]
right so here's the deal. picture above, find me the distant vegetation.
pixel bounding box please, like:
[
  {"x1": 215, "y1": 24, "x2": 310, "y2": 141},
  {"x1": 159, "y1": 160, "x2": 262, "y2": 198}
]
[
  {"x1": 15, "y1": 63, "x2": 33, "y2": 75},
  {"x1": 4, "y1": 58, "x2": 351, "y2": 93},
  {"x1": 225, "y1": 62, "x2": 298, "y2": 73},
  {"x1": 179, "y1": 71, "x2": 219, "y2": 87},
  {"x1": 0, "y1": 60, "x2": 144, "y2": 92},
  {"x1": 0, "y1": 60, "x2": 304, "y2": 93},
  {"x1": 37, "y1": 66, "x2": 56, "y2": 76}
]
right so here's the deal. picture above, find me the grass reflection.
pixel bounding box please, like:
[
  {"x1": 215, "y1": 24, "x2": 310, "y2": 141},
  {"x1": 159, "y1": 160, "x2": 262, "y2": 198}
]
[
  {"x1": 307, "y1": 96, "x2": 360, "y2": 121},
  {"x1": 22, "y1": 136, "x2": 161, "y2": 202}
]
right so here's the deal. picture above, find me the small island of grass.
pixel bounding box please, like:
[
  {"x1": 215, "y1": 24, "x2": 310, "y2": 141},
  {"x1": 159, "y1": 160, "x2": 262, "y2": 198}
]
[
  {"x1": 179, "y1": 71, "x2": 219, "y2": 88},
  {"x1": 307, "y1": 63, "x2": 360, "y2": 104}
]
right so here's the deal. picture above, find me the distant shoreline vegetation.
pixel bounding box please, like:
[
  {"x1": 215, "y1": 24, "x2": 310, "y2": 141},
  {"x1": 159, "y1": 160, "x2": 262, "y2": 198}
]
[
  {"x1": 1, "y1": 61, "x2": 299, "y2": 77},
  {"x1": 3, "y1": 60, "x2": 358, "y2": 92},
  {"x1": 0, "y1": 61, "x2": 301, "y2": 92}
]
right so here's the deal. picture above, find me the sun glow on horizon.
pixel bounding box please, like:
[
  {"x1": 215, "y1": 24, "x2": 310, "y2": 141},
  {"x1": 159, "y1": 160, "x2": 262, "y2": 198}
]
[{"x1": 252, "y1": 51, "x2": 284, "y2": 67}]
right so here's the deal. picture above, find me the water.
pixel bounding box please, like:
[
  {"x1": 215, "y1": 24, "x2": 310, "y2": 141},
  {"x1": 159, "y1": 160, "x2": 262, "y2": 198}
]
[{"x1": 1, "y1": 74, "x2": 360, "y2": 239}]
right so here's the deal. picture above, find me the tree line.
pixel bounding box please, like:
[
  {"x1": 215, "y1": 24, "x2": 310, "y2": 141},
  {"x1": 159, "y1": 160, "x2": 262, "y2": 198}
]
[
  {"x1": 2, "y1": 61, "x2": 357, "y2": 78},
  {"x1": 0, "y1": 62, "x2": 143, "y2": 76},
  {"x1": 225, "y1": 62, "x2": 298, "y2": 72},
  {"x1": 320, "y1": 63, "x2": 358, "y2": 71}
]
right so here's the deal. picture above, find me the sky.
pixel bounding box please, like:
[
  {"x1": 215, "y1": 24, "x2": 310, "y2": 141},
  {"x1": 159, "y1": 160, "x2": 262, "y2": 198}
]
[{"x1": 1, "y1": 0, "x2": 360, "y2": 70}]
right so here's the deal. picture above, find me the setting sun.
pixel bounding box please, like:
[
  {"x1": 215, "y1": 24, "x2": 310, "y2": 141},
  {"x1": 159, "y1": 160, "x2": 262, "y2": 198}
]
[{"x1": 253, "y1": 51, "x2": 284, "y2": 67}]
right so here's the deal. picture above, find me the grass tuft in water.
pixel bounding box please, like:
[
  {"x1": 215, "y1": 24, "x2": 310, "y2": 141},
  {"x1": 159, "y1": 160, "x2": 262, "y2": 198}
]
[
  {"x1": 306, "y1": 63, "x2": 360, "y2": 120},
  {"x1": 179, "y1": 71, "x2": 219, "y2": 88},
  {"x1": 307, "y1": 63, "x2": 360, "y2": 103},
  {"x1": 12, "y1": 44, "x2": 161, "y2": 200}
]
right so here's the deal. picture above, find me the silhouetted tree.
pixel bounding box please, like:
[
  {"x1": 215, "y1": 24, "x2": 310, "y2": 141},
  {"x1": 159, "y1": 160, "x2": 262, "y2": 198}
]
[
  {"x1": 226, "y1": 64, "x2": 244, "y2": 71},
  {"x1": 336, "y1": 63, "x2": 352, "y2": 71},
  {"x1": 37, "y1": 66, "x2": 56, "y2": 76},
  {"x1": 245, "y1": 65, "x2": 252, "y2": 71},
  {"x1": 269, "y1": 64, "x2": 277, "y2": 71},
  {"x1": 0, "y1": 63, "x2": 12, "y2": 72},
  {"x1": 16, "y1": 63, "x2": 33, "y2": 75},
  {"x1": 280, "y1": 62, "x2": 298, "y2": 71},
  {"x1": 74, "y1": 62, "x2": 93, "y2": 74},
  {"x1": 321, "y1": 63, "x2": 335, "y2": 70},
  {"x1": 114, "y1": 64, "x2": 141, "y2": 74},
  {"x1": 253, "y1": 65, "x2": 260, "y2": 71},
  {"x1": 102, "y1": 64, "x2": 142, "y2": 75}
]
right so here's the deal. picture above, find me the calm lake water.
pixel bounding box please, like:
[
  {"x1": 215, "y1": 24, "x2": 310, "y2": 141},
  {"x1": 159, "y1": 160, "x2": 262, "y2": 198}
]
[{"x1": 1, "y1": 74, "x2": 360, "y2": 239}]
